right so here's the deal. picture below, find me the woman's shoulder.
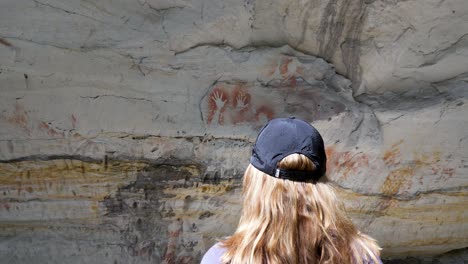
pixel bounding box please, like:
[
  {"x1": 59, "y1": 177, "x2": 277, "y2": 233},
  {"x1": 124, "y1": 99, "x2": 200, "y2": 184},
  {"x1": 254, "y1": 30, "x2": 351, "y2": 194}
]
[
  {"x1": 200, "y1": 242, "x2": 226, "y2": 264},
  {"x1": 353, "y1": 232, "x2": 383, "y2": 264},
  {"x1": 367, "y1": 256, "x2": 383, "y2": 264}
]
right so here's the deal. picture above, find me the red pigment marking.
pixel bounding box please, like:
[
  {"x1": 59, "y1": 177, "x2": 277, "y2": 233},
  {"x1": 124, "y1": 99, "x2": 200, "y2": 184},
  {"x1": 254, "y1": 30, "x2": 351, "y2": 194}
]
[
  {"x1": 231, "y1": 85, "x2": 251, "y2": 109},
  {"x1": 284, "y1": 76, "x2": 297, "y2": 87},
  {"x1": 163, "y1": 220, "x2": 183, "y2": 264},
  {"x1": 326, "y1": 148, "x2": 370, "y2": 180},
  {"x1": 255, "y1": 105, "x2": 274, "y2": 121},
  {"x1": 14, "y1": 102, "x2": 27, "y2": 126},
  {"x1": 383, "y1": 147, "x2": 401, "y2": 166},
  {"x1": 163, "y1": 252, "x2": 176, "y2": 264},
  {"x1": 206, "y1": 87, "x2": 229, "y2": 125},
  {"x1": 71, "y1": 114, "x2": 77, "y2": 128},
  {"x1": 231, "y1": 85, "x2": 252, "y2": 124},
  {"x1": 391, "y1": 139, "x2": 404, "y2": 149},
  {"x1": 206, "y1": 83, "x2": 277, "y2": 126},
  {"x1": 265, "y1": 59, "x2": 278, "y2": 76},
  {"x1": 2, "y1": 203, "x2": 10, "y2": 211},
  {"x1": 177, "y1": 256, "x2": 194, "y2": 264},
  {"x1": 279, "y1": 57, "x2": 293, "y2": 76},
  {"x1": 418, "y1": 174, "x2": 424, "y2": 185},
  {"x1": 38, "y1": 121, "x2": 64, "y2": 137},
  {"x1": 1, "y1": 102, "x2": 31, "y2": 134},
  {"x1": 439, "y1": 167, "x2": 455, "y2": 181},
  {"x1": 336, "y1": 151, "x2": 369, "y2": 180},
  {"x1": 442, "y1": 168, "x2": 455, "y2": 177},
  {"x1": 168, "y1": 229, "x2": 180, "y2": 238},
  {"x1": 231, "y1": 113, "x2": 247, "y2": 124},
  {"x1": 325, "y1": 146, "x2": 336, "y2": 174}
]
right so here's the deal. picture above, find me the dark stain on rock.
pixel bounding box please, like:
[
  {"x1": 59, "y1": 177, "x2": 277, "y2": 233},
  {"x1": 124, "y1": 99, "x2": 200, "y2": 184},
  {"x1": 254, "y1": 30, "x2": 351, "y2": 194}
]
[
  {"x1": 296, "y1": 0, "x2": 316, "y2": 47},
  {"x1": 199, "y1": 211, "x2": 214, "y2": 219},
  {"x1": 317, "y1": 0, "x2": 368, "y2": 88},
  {"x1": 103, "y1": 154, "x2": 108, "y2": 170},
  {"x1": 318, "y1": 0, "x2": 344, "y2": 61},
  {"x1": 0, "y1": 154, "x2": 99, "y2": 163},
  {"x1": 134, "y1": 163, "x2": 203, "y2": 187},
  {"x1": 100, "y1": 159, "x2": 240, "y2": 263},
  {"x1": 2, "y1": 156, "x2": 240, "y2": 263},
  {"x1": 0, "y1": 38, "x2": 13, "y2": 47},
  {"x1": 190, "y1": 223, "x2": 198, "y2": 232},
  {"x1": 183, "y1": 195, "x2": 192, "y2": 211},
  {"x1": 341, "y1": 0, "x2": 367, "y2": 89},
  {"x1": 102, "y1": 170, "x2": 170, "y2": 261},
  {"x1": 202, "y1": 171, "x2": 221, "y2": 184},
  {"x1": 103, "y1": 190, "x2": 124, "y2": 215}
]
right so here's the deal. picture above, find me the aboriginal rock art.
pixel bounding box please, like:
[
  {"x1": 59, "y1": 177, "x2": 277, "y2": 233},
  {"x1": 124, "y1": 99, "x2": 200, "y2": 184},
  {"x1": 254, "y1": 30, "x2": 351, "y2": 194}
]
[
  {"x1": 204, "y1": 83, "x2": 275, "y2": 126},
  {"x1": 0, "y1": 101, "x2": 76, "y2": 138},
  {"x1": 201, "y1": 80, "x2": 349, "y2": 127},
  {"x1": 380, "y1": 140, "x2": 458, "y2": 197},
  {"x1": 265, "y1": 56, "x2": 305, "y2": 87},
  {"x1": 201, "y1": 54, "x2": 356, "y2": 127}
]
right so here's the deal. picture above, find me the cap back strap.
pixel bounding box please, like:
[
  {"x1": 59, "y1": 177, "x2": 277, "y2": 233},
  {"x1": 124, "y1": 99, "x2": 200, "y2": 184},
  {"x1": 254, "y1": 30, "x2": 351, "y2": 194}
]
[{"x1": 274, "y1": 168, "x2": 323, "y2": 182}]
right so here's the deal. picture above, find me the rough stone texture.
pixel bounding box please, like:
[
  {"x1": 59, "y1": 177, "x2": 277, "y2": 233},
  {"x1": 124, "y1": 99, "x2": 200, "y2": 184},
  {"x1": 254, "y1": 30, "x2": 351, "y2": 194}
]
[{"x1": 0, "y1": 0, "x2": 467, "y2": 263}]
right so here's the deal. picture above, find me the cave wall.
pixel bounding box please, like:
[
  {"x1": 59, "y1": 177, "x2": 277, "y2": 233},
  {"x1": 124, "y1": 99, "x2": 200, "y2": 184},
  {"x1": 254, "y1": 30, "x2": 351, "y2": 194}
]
[{"x1": 0, "y1": 0, "x2": 467, "y2": 263}]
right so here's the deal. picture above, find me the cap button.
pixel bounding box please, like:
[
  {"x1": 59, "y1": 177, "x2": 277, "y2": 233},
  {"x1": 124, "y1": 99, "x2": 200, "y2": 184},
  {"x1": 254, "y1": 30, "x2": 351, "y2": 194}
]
[{"x1": 289, "y1": 116, "x2": 296, "y2": 119}]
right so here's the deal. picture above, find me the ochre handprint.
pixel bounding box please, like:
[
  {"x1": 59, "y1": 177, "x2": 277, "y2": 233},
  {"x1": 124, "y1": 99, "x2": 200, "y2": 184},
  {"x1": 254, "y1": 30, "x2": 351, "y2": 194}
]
[
  {"x1": 235, "y1": 92, "x2": 248, "y2": 110},
  {"x1": 205, "y1": 83, "x2": 275, "y2": 126},
  {"x1": 207, "y1": 89, "x2": 228, "y2": 125},
  {"x1": 211, "y1": 90, "x2": 227, "y2": 110}
]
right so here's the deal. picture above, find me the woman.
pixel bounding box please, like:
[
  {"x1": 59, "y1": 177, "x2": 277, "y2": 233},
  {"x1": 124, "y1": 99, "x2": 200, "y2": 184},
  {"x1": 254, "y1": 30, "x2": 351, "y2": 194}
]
[{"x1": 201, "y1": 117, "x2": 382, "y2": 264}]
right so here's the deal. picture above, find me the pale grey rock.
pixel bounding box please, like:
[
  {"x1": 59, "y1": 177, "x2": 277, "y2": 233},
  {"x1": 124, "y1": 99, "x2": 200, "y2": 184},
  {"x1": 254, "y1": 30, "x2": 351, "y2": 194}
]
[{"x1": 0, "y1": 0, "x2": 467, "y2": 263}]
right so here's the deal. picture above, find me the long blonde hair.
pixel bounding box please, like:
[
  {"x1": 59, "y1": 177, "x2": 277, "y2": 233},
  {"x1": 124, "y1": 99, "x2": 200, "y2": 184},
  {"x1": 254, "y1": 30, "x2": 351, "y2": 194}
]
[{"x1": 221, "y1": 154, "x2": 381, "y2": 264}]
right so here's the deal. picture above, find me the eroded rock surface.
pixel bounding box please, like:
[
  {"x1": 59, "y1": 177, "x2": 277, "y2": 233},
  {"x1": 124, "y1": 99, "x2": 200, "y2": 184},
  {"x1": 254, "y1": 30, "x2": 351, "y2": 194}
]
[{"x1": 0, "y1": 0, "x2": 467, "y2": 263}]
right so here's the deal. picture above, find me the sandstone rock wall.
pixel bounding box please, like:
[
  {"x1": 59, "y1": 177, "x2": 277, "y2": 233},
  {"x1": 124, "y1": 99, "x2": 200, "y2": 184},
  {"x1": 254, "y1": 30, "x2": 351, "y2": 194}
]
[{"x1": 0, "y1": 0, "x2": 467, "y2": 263}]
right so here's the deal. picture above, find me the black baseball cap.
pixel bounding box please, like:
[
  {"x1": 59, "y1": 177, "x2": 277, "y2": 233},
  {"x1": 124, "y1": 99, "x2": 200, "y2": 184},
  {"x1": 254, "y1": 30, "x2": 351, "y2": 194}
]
[{"x1": 250, "y1": 117, "x2": 326, "y2": 182}]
